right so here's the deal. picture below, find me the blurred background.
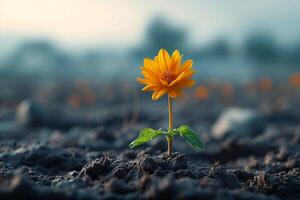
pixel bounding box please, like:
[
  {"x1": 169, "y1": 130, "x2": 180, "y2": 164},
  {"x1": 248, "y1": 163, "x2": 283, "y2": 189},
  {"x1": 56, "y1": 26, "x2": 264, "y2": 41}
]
[
  {"x1": 1, "y1": 2, "x2": 300, "y2": 199},
  {"x1": 1, "y1": 0, "x2": 300, "y2": 135}
]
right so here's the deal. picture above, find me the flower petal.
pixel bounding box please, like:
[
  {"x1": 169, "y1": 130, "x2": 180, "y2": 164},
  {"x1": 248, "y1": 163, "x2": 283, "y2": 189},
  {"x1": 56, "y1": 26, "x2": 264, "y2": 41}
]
[
  {"x1": 171, "y1": 50, "x2": 180, "y2": 63},
  {"x1": 167, "y1": 88, "x2": 180, "y2": 98},
  {"x1": 169, "y1": 71, "x2": 186, "y2": 87},
  {"x1": 177, "y1": 79, "x2": 196, "y2": 88},
  {"x1": 137, "y1": 78, "x2": 149, "y2": 85},
  {"x1": 142, "y1": 84, "x2": 160, "y2": 91},
  {"x1": 158, "y1": 49, "x2": 169, "y2": 71},
  {"x1": 144, "y1": 58, "x2": 161, "y2": 74},
  {"x1": 162, "y1": 49, "x2": 171, "y2": 69},
  {"x1": 142, "y1": 68, "x2": 159, "y2": 80},
  {"x1": 170, "y1": 50, "x2": 181, "y2": 70},
  {"x1": 183, "y1": 69, "x2": 196, "y2": 79},
  {"x1": 151, "y1": 91, "x2": 159, "y2": 100},
  {"x1": 154, "y1": 56, "x2": 164, "y2": 72},
  {"x1": 181, "y1": 59, "x2": 193, "y2": 73},
  {"x1": 153, "y1": 88, "x2": 167, "y2": 100},
  {"x1": 141, "y1": 71, "x2": 159, "y2": 84},
  {"x1": 159, "y1": 78, "x2": 169, "y2": 86}
]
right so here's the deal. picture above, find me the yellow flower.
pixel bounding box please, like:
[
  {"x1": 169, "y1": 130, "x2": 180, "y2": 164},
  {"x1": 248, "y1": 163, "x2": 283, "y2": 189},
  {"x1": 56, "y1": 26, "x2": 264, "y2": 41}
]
[{"x1": 137, "y1": 49, "x2": 196, "y2": 100}]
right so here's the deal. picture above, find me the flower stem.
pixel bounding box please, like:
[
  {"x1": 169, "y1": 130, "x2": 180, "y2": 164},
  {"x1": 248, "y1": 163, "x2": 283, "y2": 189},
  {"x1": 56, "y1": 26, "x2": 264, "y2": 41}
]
[{"x1": 167, "y1": 95, "x2": 173, "y2": 156}]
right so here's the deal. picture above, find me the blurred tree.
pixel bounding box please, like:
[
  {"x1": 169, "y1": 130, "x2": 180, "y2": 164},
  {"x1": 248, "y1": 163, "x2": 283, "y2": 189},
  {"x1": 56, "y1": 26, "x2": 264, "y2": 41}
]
[
  {"x1": 205, "y1": 38, "x2": 230, "y2": 58},
  {"x1": 145, "y1": 17, "x2": 187, "y2": 53},
  {"x1": 289, "y1": 42, "x2": 300, "y2": 64},
  {"x1": 188, "y1": 37, "x2": 231, "y2": 61},
  {"x1": 132, "y1": 17, "x2": 188, "y2": 58},
  {"x1": 5, "y1": 41, "x2": 56, "y2": 73},
  {"x1": 244, "y1": 33, "x2": 278, "y2": 63},
  {"x1": 3, "y1": 40, "x2": 74, "y2": 78}
]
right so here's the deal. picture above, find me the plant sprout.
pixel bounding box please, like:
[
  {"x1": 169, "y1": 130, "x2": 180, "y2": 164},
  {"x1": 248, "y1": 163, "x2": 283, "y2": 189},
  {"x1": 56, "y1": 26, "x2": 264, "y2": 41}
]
[{"x1": 129, "y1": 49, "x2": 204, "y2": 156}]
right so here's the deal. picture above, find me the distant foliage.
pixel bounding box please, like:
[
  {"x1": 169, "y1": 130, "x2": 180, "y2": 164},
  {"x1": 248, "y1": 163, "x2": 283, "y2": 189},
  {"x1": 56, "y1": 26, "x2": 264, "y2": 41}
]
[
  {"x1": 244, "y1": 33, "x2": 278, "y2": 63},
  {"x1": 145, "y1": 18, "x2": 186, "y2": 53}
]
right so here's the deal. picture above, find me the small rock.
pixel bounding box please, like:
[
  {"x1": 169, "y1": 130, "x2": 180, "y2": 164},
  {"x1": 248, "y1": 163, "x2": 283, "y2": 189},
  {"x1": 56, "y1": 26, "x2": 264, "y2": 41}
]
[
  {"x1": 249, "y1": 173, "x2": 274, "y2": 193},
  {"x1": 284, "y1": 158, "x2": 297, "y2": 168},
  {"x1": 138, "y1": 155, "x2": 158, "y2": 174},
  {"x1": 16, "y1": 100, "x2": 47, "y2": 127},
  {"x1": 111, "y1": 164, "x2": 129, "y2": 179},
  {"x1": 245, "y1": 157, "x2": 260, "y2": 171},
  {"x1": 264, "y1": 152, "x2": 275, "y2": 165},
  {"x1": 2, "y1": 175, "x2": 35, "y2": 199},
  {"x1": 80, "y1": 156, "x2": 111, "y2": 179},
  {"x1": 276, "y1": 147, "x2": 288, "y2": 161},
  {"x1": 200, "y1": 163, "x2": 240, "y2": 189},
  {"x1": 154, "y1": 156, "x2": 170, "y2": 169},
  {"x1": 171, "y1": 153, "x2": 189, "y2": 170},
  {"x1": 212, "y1": 107, "x2": 265, "y2": 138}
]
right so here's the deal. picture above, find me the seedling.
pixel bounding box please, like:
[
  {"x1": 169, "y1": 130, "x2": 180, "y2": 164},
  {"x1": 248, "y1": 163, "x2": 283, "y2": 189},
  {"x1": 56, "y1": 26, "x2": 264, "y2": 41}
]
[{"x1": 129, "y1": 49, "x2": 205, "y2": 156}]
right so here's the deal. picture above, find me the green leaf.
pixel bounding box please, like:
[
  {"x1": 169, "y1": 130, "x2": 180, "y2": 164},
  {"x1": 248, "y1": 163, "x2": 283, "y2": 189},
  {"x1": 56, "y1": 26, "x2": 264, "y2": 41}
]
[
  {"x1": 169, "y1": 129, "x2": 180, "y2": 137},
  {"x1": 129, "y1": 128, "x2": 164, "y2": 148},
  {"x1": 177, "y1": 125, "x2": 205, "y2": 150}
]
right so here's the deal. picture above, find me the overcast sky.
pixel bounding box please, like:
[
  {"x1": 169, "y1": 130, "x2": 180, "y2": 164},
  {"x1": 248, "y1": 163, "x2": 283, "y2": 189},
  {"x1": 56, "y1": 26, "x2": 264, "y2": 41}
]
[{"x1": 1, "y1": 0, "x2": 300, "y2": 47}]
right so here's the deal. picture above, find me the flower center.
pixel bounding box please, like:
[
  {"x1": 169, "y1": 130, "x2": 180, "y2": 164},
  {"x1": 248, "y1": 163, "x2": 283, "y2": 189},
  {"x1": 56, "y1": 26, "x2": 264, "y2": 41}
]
[{"x1": 161, "y1": 70, "x2": 175, "y2": 84}]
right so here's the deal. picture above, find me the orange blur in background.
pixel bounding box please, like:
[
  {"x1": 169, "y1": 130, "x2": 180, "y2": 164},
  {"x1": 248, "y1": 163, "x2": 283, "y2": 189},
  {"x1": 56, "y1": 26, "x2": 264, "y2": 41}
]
[
  {"x1": 289, "y1": 73, "x2": 300, "y2": 88},
  {"x1": 194, "y1": 85, "x2": 209, "y2": 100},
  {"x1": 259, "y1": 77, "x2": 272, "y2": 92}
]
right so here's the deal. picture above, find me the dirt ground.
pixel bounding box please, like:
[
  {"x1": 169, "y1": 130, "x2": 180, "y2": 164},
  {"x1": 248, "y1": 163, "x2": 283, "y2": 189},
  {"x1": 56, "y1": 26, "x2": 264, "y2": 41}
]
[{"x1": 0, "y1": 82, "x2": 300, "y2": 200}]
